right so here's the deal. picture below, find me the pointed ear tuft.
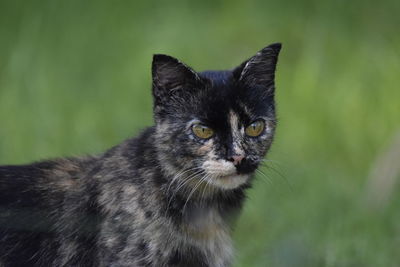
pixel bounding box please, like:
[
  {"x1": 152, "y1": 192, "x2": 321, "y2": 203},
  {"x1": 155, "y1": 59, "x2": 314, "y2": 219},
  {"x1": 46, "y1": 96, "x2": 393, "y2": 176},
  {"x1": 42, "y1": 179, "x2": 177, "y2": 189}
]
[
  {"x1": 233, "y1": 43, "x2": 282, "y2": 94},
  {"x1": 266, "y1": 42, "x2": 282, "y2": 53}
]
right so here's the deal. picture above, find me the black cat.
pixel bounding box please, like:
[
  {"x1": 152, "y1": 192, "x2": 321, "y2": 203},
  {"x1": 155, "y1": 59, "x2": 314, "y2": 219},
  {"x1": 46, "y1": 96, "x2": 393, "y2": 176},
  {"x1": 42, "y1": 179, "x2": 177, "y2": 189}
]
[{"x1": 0, "y1": 43, "x2": 281, "y2": 267}]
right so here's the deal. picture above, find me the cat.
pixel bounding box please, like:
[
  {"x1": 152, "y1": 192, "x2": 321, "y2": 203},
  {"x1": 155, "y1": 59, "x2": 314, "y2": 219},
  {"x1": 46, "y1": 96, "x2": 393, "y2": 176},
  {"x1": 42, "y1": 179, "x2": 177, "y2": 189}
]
[{"x1": 0, "y1": 43, "x2": 281, "y2": 267}]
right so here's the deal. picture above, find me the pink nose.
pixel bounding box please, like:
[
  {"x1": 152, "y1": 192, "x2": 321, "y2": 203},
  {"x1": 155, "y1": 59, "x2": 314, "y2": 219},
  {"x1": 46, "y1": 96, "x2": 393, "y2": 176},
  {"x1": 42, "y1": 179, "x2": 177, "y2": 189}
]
[{"x1": 231, "y1": 155, "x2": 245, "y2": 165}]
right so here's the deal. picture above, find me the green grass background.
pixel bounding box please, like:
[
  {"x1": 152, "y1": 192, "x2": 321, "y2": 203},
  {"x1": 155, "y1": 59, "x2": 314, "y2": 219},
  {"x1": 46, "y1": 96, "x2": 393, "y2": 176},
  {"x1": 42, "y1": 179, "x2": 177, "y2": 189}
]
[{"x1": 1, "y1": 0, "x2": 399, "y2": 266}]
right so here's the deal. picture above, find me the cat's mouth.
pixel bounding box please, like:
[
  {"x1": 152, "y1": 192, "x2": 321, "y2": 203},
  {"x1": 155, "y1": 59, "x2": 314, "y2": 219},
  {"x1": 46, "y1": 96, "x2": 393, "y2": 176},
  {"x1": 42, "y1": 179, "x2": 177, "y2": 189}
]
[
  {"x1": 200, "y1": 159, "x2": 252, "y2": 189},
  {"x1": 210, "y1": 173, "x2": 250, "y2": 189},
  {"x1": 218, "y1": 174, "x2": 235, "y2": 179}
]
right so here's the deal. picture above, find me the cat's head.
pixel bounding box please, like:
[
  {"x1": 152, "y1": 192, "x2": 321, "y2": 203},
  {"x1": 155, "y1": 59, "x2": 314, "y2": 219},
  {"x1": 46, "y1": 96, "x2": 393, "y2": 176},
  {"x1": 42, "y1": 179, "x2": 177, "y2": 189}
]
[{"x1": 152, "y1": 43, "x2": 281, "y2": 193}]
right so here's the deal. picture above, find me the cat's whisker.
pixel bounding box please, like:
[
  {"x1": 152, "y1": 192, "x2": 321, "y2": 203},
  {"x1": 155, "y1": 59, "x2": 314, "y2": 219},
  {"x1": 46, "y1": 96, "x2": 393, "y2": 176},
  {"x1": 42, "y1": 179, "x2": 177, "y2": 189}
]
[
  {"x1": 166, "y1": 170, "x2": 186, "y2": 194},
  {"x1": 200, "y1": 175, "x2": 213, "y2": 205},
  {"x1": 167, "y1": 168, "x2": 205, "y2": 198},
  {"x1": 166, "y1": 167, "x2": 204, "y2": 195},
  {"x1": 255, "y1": 169, "x2": 273, "y2": 185},
  {"x1": 172, "y1": 169, "x2": 205, "y2": 195},
  {"x1": 165, "y1": 169, "x2": 207, "y2": 216},
  {"x1": 261, "y1": 160, "x2": 286, "y2": 174},
  {"x1": 165, "y1": 169, "x2": 205, "y2": 215},
  {"x1": 182, "y1": 174, "x2": 210, "y2": 214},
  {"x1": 261, "y1": 158, "x2": 282, "y2": 164},
  {"x1": 259, "y1": 161, "x2": 292, "y2": 190}
]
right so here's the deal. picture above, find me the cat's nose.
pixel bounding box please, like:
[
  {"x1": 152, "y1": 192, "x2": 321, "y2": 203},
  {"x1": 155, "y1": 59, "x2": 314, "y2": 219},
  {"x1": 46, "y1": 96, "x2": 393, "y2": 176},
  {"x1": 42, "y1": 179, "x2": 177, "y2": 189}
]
[{"x1": 229, "y1": 155, "x2": 245, "y2": 166}]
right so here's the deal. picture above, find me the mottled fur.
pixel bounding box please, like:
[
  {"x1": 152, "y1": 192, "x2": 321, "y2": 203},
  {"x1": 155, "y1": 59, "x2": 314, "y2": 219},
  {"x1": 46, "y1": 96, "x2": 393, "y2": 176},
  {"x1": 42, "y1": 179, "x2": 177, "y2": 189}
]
[{"x1": 0, "y1": 43, "x2": 281, "y2": 267}]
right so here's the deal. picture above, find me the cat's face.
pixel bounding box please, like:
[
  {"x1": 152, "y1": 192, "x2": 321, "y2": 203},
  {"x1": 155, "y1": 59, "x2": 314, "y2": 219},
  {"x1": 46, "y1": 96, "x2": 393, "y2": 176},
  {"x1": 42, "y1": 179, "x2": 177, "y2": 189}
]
[{"x1": 152, "y1": 44, "x2": 281, "y2": 192}]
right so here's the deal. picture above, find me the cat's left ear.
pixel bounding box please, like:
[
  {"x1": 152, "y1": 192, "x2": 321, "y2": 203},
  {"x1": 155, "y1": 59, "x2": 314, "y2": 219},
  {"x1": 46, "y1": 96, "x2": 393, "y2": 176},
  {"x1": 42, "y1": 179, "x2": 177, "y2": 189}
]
[{"x1": 233, "y1": 43, "x2": 282, "y2": 95}]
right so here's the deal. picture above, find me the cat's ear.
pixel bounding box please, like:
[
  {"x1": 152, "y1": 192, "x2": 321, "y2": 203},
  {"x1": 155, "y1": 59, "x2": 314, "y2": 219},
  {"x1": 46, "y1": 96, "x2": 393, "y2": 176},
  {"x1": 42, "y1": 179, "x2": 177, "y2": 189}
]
[
  {"x1": 152, "y1": 54, "x2": 207, "y2": 120},
  {"x1": 233, "y1": 43, "x2": 282, "y2": 95},
  {"x1": 152, "y1": 54, "x2": 205, "y2": 102}
]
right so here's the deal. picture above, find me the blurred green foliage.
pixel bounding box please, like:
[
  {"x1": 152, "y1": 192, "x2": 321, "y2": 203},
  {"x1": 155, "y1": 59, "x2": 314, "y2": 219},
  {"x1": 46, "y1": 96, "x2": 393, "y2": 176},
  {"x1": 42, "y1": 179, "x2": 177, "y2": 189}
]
[{"x1": 0, "y1": 0, "x2": 399, "y2": 266}]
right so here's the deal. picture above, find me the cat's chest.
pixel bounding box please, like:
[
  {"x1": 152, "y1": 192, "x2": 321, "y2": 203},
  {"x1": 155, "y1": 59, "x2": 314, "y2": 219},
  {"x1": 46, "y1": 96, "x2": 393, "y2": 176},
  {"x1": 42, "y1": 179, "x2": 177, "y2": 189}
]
[
  {"x1": 182, "y1": 207, "x2": 225, "y2": 239},
  {"x1": 180, "y1": 207, "x2": 233, "y2": 266}
]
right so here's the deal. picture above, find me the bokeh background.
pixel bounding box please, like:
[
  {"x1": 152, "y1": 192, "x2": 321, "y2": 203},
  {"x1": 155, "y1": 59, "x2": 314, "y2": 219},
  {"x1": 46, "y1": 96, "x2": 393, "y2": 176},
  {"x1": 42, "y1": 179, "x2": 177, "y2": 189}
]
[{"x1": 1, "y1": 0, "x2": 399, "y2": 266}]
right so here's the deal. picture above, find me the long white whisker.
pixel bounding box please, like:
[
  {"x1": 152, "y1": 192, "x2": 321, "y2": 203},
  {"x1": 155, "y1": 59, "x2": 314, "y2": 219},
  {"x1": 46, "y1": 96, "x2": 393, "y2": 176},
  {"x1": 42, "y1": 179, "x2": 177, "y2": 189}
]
[
  {"x1": 164, "y1": 169, "x2": 205, "y2": 216},
  {"x1": 260, "y1": 161, "x2": 292, "y2": 190},
  {"x1": 166, "y1": 167, "x2": 204, "y2": 195},
  {"x1": 200, "y1": 175, "x2": 213, "y2": 205},
  {"x1": 182, "y1": 174, "x2": 210, "y2": 214},
  {"x1": 172, "y1": 169, "x2": 205, "y2": 196},
  {"x1": 256, "y1": 169, "x2": 273, "y2": 185}
]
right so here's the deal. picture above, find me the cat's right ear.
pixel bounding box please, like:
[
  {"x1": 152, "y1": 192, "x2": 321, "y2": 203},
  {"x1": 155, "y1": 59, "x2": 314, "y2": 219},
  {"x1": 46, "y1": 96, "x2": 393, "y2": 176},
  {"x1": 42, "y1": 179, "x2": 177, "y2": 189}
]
[{"x1": 152, "y1": 54, "x2": 206, "y2": 118}]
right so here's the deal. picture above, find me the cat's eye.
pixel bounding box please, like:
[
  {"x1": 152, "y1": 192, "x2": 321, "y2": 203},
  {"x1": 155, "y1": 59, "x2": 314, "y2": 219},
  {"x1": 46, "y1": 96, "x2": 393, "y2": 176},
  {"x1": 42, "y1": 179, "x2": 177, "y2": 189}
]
[
  {"x1": 192, "y1": 124, "x2": 214, "y2": 139},
  {"x1": 245, "y1": 120, "x2": 265, "y2": 137}
]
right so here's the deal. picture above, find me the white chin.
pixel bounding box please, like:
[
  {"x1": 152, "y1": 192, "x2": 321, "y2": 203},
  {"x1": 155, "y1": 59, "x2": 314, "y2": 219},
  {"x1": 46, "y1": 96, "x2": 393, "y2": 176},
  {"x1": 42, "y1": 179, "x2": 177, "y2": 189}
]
[{"x1": 210, "y1": 174, "x2": 249, "y2": 190}]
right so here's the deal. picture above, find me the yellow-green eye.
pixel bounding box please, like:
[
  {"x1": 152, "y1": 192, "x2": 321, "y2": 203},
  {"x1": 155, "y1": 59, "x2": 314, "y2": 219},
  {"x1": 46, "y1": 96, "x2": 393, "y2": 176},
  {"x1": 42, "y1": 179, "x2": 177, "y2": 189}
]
[
  {"x1": 192, "y1": 124, "x2": 214, "y2": 139},
  {"x1": 245, "y1": 120, "x2": 265, "y2": 137}
]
